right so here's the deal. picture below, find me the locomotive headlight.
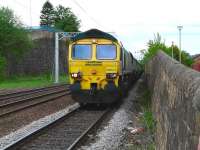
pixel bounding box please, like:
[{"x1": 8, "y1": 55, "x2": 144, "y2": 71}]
[
  {"x1": 106, "y1": 73, "x2": 117, "y2": 79},
  {"x1": 71, "y1": 72, "x2": 81, "y2": 78},
  {"x1": 71, "y1": 73, "x2": 78, "y2": 78}
]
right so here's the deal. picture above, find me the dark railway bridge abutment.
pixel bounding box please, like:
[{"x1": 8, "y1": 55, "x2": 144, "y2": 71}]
[{"x1": 145, "y1": 51, "x2": 200, "y2": 150}]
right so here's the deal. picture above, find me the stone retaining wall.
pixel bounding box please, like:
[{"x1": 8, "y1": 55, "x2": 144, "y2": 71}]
[
  {"x1": 6, "y1": 31, "x2": 68, "y2": 76},
  {"x1": 145, "y1": 51, "x2": 200, "y2": 150}
]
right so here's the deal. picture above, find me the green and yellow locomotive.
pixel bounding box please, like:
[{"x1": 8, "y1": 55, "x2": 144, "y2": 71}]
[{"x1": 68, "y1": 29, "x2": 141, "y2": 104}]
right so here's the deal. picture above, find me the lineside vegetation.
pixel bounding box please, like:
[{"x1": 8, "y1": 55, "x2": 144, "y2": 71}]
[
  {"x1": 0, "y1": 2, "x2": 80, "y2": 86},
  {"x1": 0, "y1": 7, "x2": 33, "y2": 80},
  {"x1": 140, "y1": 33, "x2": 194, "y2": 67}
]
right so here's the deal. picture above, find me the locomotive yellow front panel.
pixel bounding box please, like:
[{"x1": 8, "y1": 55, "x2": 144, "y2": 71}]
[{"x1": 68, "y1": 39, "x2": 121, "y2": 91}]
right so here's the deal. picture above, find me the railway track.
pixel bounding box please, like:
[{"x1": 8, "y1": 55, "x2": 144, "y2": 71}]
[
  {"x1": 0, "y1": 84, "x2": 70, "y2": 117},
  {"x1": 0, "y1": 84, "x2": 69, "y2": 100},
  {"x1": 5, "y1": 106, "x2": 109, "y2": 150}
]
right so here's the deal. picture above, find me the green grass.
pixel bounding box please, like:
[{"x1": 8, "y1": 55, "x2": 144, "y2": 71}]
[
  {"x1": 147, "y1": 143, "x2": 156, "y2": 150},
  {"x1": 141, "y1": 110, "x2": 156, "y2": 133},
  {"x1": 138, "y1": 89, "x2": 156, "y2": 149},
  {"x1": 0, "y1": 74, "x2": 69, "y2": 89},
  {"x1": 139, "y1": 89, "x2": 156, "y2": 133}
]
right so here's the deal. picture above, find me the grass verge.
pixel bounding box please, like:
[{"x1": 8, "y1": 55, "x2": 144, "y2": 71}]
[
  {"x1": 140, "y1": 90, "x2": 156, "y2": 134},
  {"x1": 0, "y1": 74, "x2": 69, "y2": 89},
  {"x1": 138, "y1": 86, "x2": 156, "y2": 150}
]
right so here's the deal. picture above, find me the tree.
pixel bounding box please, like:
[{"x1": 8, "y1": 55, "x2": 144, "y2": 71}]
[
  {"x1": 40, "y1": 1, "x2": 55, "y2": 26},
  {"x1": 0, "y1": 7, "x2": 32, "y2": 79},
  {"x1": 54, "y1": 5, "x2": 80, "y2": 32},
  {"x1": 168, "y1": 46, "x2": 193, "y2": 66},
  {"x1": 40, "y1": 2, "x2": 80, "y2": 31},
  {"x1": 181, "y1": 51, "x2": 193, "y2": 66}
]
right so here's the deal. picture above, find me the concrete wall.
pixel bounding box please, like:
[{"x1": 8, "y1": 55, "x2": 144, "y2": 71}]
[{"x1": 145, "y1": 51, "x2": 200, "y2": 150}]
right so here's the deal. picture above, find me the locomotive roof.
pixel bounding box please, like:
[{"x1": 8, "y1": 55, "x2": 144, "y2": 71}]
[{"x1": 71, "y1": 29, "x2": 118, "y2": 42}]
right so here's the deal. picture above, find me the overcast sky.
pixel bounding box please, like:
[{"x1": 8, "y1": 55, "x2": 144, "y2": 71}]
[{"x1": 1, "y1": 0, "x2": 200, "y2": 59}]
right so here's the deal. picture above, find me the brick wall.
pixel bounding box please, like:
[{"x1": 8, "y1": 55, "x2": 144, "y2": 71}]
[{"x1": 192, "y1": 56, "x2": 200, "y2": 72}]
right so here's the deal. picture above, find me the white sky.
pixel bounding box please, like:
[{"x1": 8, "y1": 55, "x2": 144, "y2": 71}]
[{"x1": 1, "y1": 0, "x2": 200, "y2": 59}]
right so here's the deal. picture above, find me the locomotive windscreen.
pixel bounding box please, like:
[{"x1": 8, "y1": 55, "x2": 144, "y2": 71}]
[
  {"x1": 96, "y1": 44, "x2": 116, "y2": 60},
  {"x1": 72, "y1": 44, "x2": 92, "y2": 59}
]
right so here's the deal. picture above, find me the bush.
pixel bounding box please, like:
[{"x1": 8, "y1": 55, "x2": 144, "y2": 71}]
[{"x1": 0, "y1": 7, "x2": 32, "y2": 79}]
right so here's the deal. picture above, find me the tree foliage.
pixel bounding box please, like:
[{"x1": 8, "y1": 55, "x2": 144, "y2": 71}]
[
  {"x1": 40, "y1": 1, "x2": 55, "y2": 26},
  {"x1": 54, "y1": 5, "x2": 80, "y2": 32},
  {"x1": 40, "y1": 1, "x2": 80, "y2": 32},
  {"x1": 141, "y1": 33, "x2": 193, "y2": 67},
  {"x1": 0, "y1": 7, "x2": 32, "y2": 79}
]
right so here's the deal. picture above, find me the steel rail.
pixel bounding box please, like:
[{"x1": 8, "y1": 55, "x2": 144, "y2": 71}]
[
  {"x1": 67, "y1": 109, "x2": 109, "y2": 150},
  {"x1": 2, "y1": 103, "x2": 80, "y2": 150},
  {"x1": 0, "y1": 83, "x2": 69, "y2": 99},
  {"x1": 0, "y1": 90, "x2": 71, "y2": 118},
  {"x1": 0, "y1": 87, "x2": 69, "y2": 107},
  {"x1": 4, "y1": 107, "x2": 109, "y2": 150}
]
